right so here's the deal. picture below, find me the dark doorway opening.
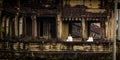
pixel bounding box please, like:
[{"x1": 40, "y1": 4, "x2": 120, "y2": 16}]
[
  {"x1": 68, "y1": 21, "x2": 82, "y2": 38},
  {"x1": 37, "y1": 17, "x2": 56, "y2": 38},
  {"x1": 26, "y1": 17, "x2": 32, "y2": 36},
  {"x1": 87, "y1": 21, "x2": 101, "y2": 39}
]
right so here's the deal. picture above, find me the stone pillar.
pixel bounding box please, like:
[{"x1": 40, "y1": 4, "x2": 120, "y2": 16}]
[
  {"x1": 105, "y1": 21, "x2": 109, "y2": 40},
  {"x1": 14, "y1": 16, "x2": 18, "y2": 37},
  {"x1": 1, "y1": 16, "x2": 6, "y2": 39},
  {"x1": 57, "y1": 13, "x2": 62, "y2": 38},
  {"x1": 6, "y1": 17, "x2": 9, "y2": 37},
  {"x1": 110, "y1": 11, "x2": 114, "y2": 40},
  {"x1": 106, "y1": 16, "x2": 110, "y2": 40},
  {"x1": 34, "y1": 17, "x2": 37, "y2": 37},
  {"x1": 19, "y1": 17, "x2": 23, "y2": 37},
  {"x1": 82, "y1": 18, "x2": 87, "y2": 39},
  {"x1": 108, "y1": 20, "x2": 112, "y2": 40},
  {"x1": 106, "y1": 15, "x2": 112, "y2": 40},
  {"x1": 101, "y1": 19, "x2": 105, "y2": 39},
  {"x1": 118, "y1": 9, "x2": 120, "y2": 40},
  {"x1": 31, "y1": 15, "x2": 37, "y2": 38}
]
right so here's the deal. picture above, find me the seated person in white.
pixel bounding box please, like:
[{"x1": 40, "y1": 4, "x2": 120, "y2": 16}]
[
  {"x1": 87, "y1": 35, "x2": 93, "y2": 42},
  {"x1": 66, "y1": 34, "x2": 73, "y2": 42}
]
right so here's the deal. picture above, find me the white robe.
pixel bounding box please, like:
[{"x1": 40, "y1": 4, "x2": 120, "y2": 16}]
[
  {"x1": 66, "y1": 36, "x2": 73, "y2": 42},
  {"x1": 87, "y1": 37, "x2": 93, "y2": 42}
]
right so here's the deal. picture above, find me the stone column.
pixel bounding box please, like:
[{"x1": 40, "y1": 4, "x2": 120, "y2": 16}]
[
  {"x1": 118, "y1": 9, "x2": 120, "y2": 40},
  {"x1": 1, "y1": 16, "x2": 6, "y2": 39},
  {"x1": 109, "y1": 20, "x2": 112, "y2": 40},
  {"x1": 106, "y1": 16, "x2": 110, "y2": 40},
  {"x1": 6, "y1": 17, "x2": 9, "y2": 37},
  {"x1": 14, "y1": 16, "x2": 18, "y2": 37},
  {"x1": 57, "y1": 13, "x2": 62, "y2": 38},
  {"x1": 110, "y1": 11, "x2": 114, "y2": 40},
  {"x1": 31, "y1": 15, "x2": 37, "y2": 38},
  {"x1": 82, "y1": 18, "x2": 87, "y2": 39},
  {"x1": 105, "y1": 21, "x2": 108, "y2": 40},
  {"x1": 19, "y1": 17, "x2": 23, "y2": 37}
]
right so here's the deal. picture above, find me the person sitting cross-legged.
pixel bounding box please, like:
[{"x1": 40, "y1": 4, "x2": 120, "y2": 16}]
[
  {"x1": 87, "y1": 34, "x2": 93, "y2": 42},
  {"x1": 66, "y1": 34, "x2": 73, "y2": 42}
]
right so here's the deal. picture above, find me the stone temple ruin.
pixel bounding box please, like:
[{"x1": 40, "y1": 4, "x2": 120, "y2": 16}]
[{"x1": 0, "y1": 0, "x2": 120, "y2": 60}]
